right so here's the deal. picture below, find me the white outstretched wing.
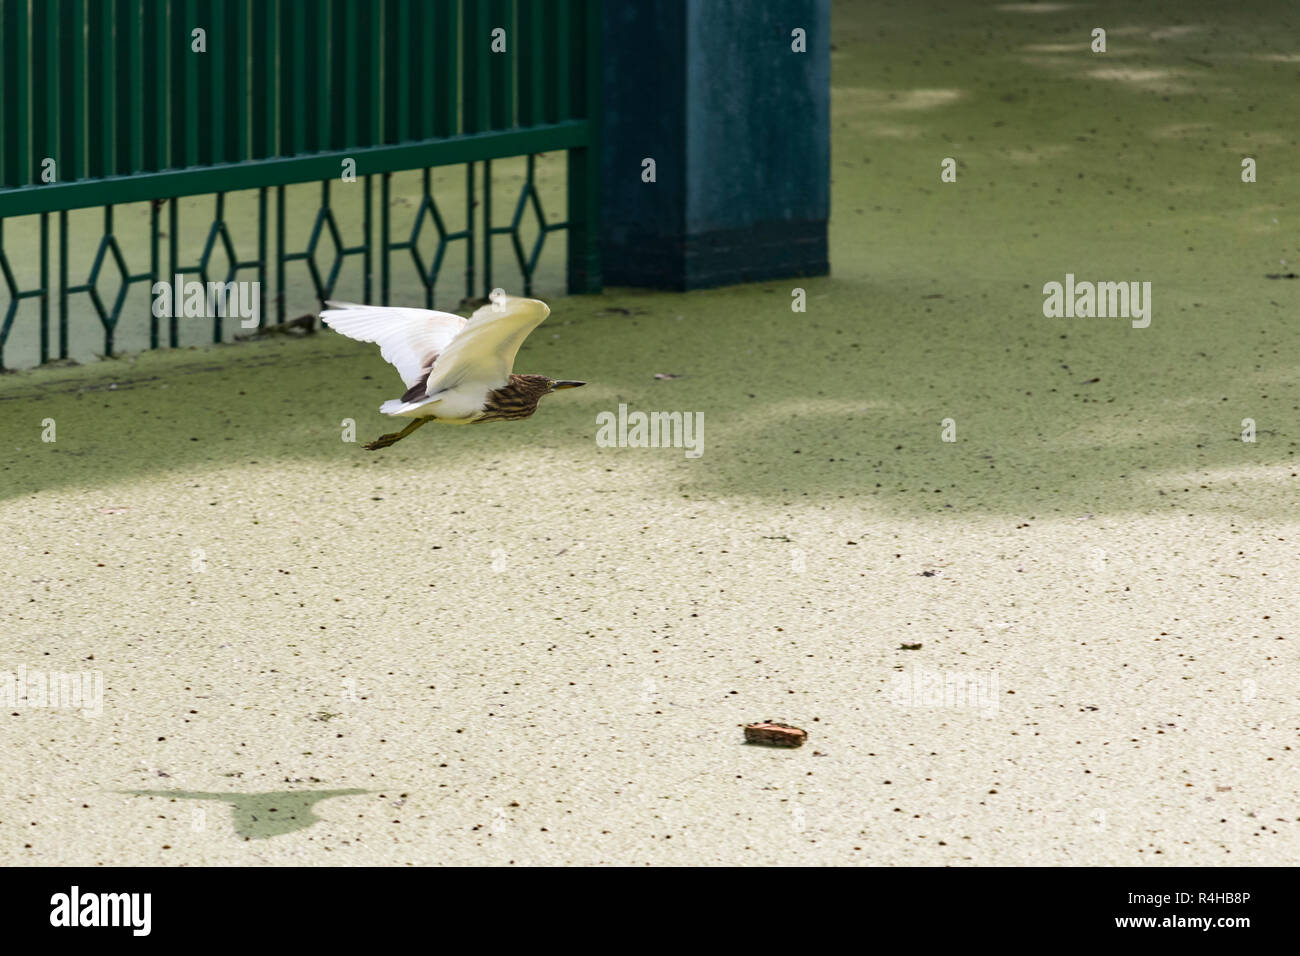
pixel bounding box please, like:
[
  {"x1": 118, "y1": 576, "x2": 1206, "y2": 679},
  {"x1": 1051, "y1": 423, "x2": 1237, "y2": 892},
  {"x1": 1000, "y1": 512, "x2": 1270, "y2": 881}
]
[
  {"x1": 320, "y1": 301, "x2": 466, "y2": 388},
  {"x1": 422, "y1": 296, "x2": 551, "y2": 396}
]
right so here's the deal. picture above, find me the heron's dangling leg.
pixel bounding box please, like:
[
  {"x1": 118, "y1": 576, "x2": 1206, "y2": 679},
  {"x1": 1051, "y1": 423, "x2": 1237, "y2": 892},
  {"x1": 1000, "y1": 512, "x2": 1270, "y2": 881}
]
[{"x1": 364, "y1": 417, "x2": 429, "y2": 451}]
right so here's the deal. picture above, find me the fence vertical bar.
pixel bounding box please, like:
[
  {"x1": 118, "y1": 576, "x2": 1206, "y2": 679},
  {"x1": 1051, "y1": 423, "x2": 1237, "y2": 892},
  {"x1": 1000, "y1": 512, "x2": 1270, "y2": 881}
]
[
  {"x1": 465, "y1": 162, "x2": 474, "y2": 300},
  {"x1": 390, "y1": 0, "x2": 410, "y2": 143},
  {"x1": 39, "y1": 213, "x2": 50, "y2": 364},
  {"x1": 483, "y1": 158, "x2": 492, "y2": 296},
  {"x1": 103, "y1": 0, "x2": 117, "y2": 176},
  {"x1": 300, "y1": 0, "x2": 322, "y2": 152},
  {"x1": 85, "y1": 0, "x2": 108, "y2": 178},
  {"x1": 149, "y1": 199, "x2": 159, "y2": 348},
  {"x1": 210, "y1": 0, "x2": 226, "y2": 163},
  {"x1": 211, "y1": 192, "x2": 224, "y2": 343},
  {"x1": 142, "y1": 0, "x2": 167, "y2": 173},
  {"x1": 403, "y1": 0, "x2": 421, "y2": 139},
  {"x1": 369, "y1": 0, "x2": 383, "y2": 147},
  {"x1": 281, "y1": 0, "x2": 304, "y2": 156},
  {"x1": 340, "y1": 0, "x2": 357, "y2": 149},
  {"x1": 194, "y1": 0, "x2": 215, "y2": 165},
  {"x1": 276, "y1": 184, "x2": 286, "y2": 323},
  {"x1": 169, "y1": 0, "x2": 189, "y2": 171},
  {"x1": 363, "y1": 174, "x2": 372, "y2": 302},
  {"x1": 3, "y1": 0, "x2": 32, "y2": 186},
  {"x1": 432, "y1": 0, "x2": 458, "y2": 138},
  {"x1": 234, "y1": 0, "x2": 249, "y2": 161},
  {"x1": 312, "y1": 0, "x2": 330, "y2": 153},
  {"x1": 462, "y1": 0, "x2": 488, "y2": 135},
  {"x1": 30, "y1": 0, "x2": 56, "y2": 186},
  {"x1": 165, "y1": 0, "x2": 180, "y2": 168},
  {"x1": 102, "y1": 206, "x2": 115, "y2": 355},
  {"x1": 419, "y1": 167, "x2": 432, "y2": 309},
  {"x1": 488, "y1": 0, "x2": 514, "y2": 130},
  {"x1": 251, "y1": 0, "x2": 271, "y2": 158},
  {"x1": 117, "y1": 0, "x2": 141, "y2": 174},
  {"x1": 0, "y1": 1, "x2": 8, "y2": 186},
  {"x1": 517, "y1": 0, "x2": 544, "y2": 128},
  {"x1": 130, "y1": 0, "x2": 144, "y2": 172},
  {"x1": 566, "y1": 0, "x2": 600, "y2": 292},
  {"x1": 317, "y1": 179, "x2": 331, "y2": 306},
  {"x1": 553, "y1": 0, "x2": 571, "y2": 121},
  {"x1": 257, "y1": 187, "x2": 268, "y2": 328},
  {"x1": 521, "y1": 152, "x2": 534, "y2": 295},
  {"x1": 58, "y1": 210, "x2": 68, "y2": 357},
  {"x1": 0, "y1": 223, "x2": 8, "y2": 366},
  {"x1": 267, "y1": 0, "x2": 280, "y2": 158},
  {"x1": 168, "y1": 197, "x2": 179, "y2": 345},
  {"x1": 415, "y1": 0, "x2": 436, "y2": 140},
  {"x1": 184, "y1": 0, "x2": 201, "y2": 166},
  {"x1": 61, "y1": 0, "x2": 86, "y2": 184},
  {"x1": 0, "y1": 223, "x2": 9, "y2": 364},
  {"x1": 380, "y1": 172, "x2": 390, "y2": 305},
  {"x1": 43, "y1": 1, "x2": 63, "y2": 179}
]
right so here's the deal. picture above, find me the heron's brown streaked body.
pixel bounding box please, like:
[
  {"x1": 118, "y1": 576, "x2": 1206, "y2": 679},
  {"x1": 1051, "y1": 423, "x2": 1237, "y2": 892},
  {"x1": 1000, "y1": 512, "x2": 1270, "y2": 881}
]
[
  {"x1": 477, "y1": 374, "x2": 559, "y2": 422},
  {"x1": 319, "y1": 295, "x2": 585, "y2": 450},
  {"x1": 365, "y1": 374, "x2": 570, "y2": 449}
]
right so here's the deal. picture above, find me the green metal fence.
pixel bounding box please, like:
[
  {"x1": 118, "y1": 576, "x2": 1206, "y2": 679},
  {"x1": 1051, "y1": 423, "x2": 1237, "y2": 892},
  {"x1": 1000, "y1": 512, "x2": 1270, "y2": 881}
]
[{"x1": 0, "y1": 0, "x2": 601, "y2": 368}]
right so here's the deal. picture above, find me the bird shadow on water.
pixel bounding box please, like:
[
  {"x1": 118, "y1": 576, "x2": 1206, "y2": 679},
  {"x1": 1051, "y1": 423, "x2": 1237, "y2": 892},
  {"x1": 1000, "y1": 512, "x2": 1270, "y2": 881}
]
[{"x1": 122, "y1": 788, "x2": 369, "y2": 839}]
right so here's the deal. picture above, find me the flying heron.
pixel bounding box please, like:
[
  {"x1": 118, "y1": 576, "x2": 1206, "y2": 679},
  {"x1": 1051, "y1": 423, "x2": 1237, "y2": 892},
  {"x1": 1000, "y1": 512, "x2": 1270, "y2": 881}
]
[{"x1": 321, "y1": 294, "x2": 585, "y2": 450}]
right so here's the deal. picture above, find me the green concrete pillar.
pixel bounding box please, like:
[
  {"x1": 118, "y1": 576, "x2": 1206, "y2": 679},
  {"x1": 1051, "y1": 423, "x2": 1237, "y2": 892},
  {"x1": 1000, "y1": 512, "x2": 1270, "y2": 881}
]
[{"x1": 600, "y1": 0, "x2": 830, "y2": 290}]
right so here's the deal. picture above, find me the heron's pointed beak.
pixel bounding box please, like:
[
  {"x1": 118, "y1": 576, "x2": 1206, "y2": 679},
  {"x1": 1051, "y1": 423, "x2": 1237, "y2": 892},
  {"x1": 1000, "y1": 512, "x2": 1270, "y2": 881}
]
[{"x1": 551, "y1": 380, "x2": 586, "y2": 390}]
